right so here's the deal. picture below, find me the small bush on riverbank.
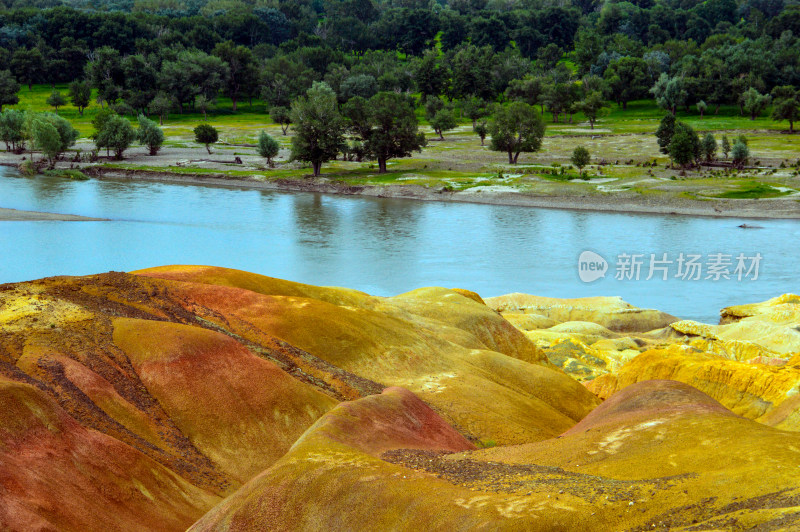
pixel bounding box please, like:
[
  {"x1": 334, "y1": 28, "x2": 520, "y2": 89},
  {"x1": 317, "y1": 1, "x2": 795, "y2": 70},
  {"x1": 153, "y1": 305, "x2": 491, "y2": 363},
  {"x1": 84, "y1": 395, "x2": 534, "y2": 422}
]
[
  {"x1": 257, "y1": 131, "x2": 279, "y2": 166},
  {"x1": 18, "y1": 159, "x2": 38, "y2": 176},
  {"x1": 43, "y1": 169, "x2": 89, "y2": 180},
  {"x1": 194, "y1": 123, "x2": 219, "y2": 154},
  {"x1": 137, "y1": 116, "x2": 164, "y2": 156}
]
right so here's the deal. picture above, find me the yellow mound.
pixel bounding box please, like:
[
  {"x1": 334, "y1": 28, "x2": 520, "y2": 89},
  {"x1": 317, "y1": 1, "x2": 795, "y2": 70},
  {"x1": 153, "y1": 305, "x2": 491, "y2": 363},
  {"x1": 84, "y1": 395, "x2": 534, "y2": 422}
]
[
  {"x1": 586, "y1": 345, "x2": 800, "y2": 430},
  {"x1": 721, "y1": 293, "x2": 800, "y2": 324},
  {"x1": 485, "y1": 293, "x2": 678, "y2": 332},
  {"x1": 189, "y1": 387, "x2": 596, "y2": 532},
  {"x1": 0, "y1": 267, "x2": 605, "y2": 530},
  {"x1": 191, "y1": 380, "x2": 800, "y2": 531},
  {"x1": 137, "y1": 267, "x2": 600, "y2": 444}
]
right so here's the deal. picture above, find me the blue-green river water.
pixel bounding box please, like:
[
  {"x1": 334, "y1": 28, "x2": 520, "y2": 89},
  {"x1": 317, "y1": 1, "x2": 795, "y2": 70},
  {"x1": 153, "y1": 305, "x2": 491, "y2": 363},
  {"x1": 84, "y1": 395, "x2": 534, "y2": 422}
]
[{"x1": 0, "y1": 166, "x2": 796, "y2": 323}]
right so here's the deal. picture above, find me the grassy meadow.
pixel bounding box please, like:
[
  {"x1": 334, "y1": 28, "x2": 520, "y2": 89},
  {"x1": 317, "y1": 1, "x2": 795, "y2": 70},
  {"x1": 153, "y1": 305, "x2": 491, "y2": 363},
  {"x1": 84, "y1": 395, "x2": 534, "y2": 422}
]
[{"x1": 6, "y1": 84, "x2": 800, "y2": 201}]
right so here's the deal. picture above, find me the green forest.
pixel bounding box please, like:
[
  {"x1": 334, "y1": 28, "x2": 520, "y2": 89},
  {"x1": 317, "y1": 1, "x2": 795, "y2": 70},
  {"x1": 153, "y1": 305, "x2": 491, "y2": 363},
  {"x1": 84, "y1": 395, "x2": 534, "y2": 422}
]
[
  {"x1": 1, "y1": 0, "x2": 799, "y2": 121},
  {"x1": 2, "y1": 0, "x2": 800, "y2": 181}
]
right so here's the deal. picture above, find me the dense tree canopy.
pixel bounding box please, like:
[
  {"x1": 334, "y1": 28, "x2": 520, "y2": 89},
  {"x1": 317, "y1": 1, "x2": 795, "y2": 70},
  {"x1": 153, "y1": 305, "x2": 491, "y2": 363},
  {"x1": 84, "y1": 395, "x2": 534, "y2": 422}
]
[
  {"x1": 0, "y1": 0, "x2": 797, "y2": 154},
  {"x1": 604, "y1": 57, "x2": 649, "y2": 110},
  {"x1": 0, "y1": 70, "x2": 20, "y2": 112},
  {"x1": 213, "y1": 41, "x2": 257, "y2": 112}
]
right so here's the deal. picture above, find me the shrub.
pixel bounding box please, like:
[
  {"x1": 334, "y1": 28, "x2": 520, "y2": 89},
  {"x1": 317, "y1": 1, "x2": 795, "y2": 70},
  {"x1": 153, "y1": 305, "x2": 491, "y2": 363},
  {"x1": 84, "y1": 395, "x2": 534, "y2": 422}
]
[
  {"x1": 111, "y1": 101, "x2": 136, "y2": 117},
  {"x1": 46, "y1": 89, "x2": 66, "y2": 112},
  {"x1": 194, "y1": 123, "x2": 219, "y2": 154},
  {"x1": 668, "y1": 121, "x2": 700, "y2": 168},
  {"x1": 137, "y1": 115, "x2": 164, "y2": 156},
  {"x1": 29, "y1": 113, "x2": 78, "y2": 166},
  {"x1": 701, "y1": 133, "x2": 717, "y2": 162},
  {"x1": 270, "y1": 106, "x2": 291, "y2": 135},
  {"x1": 43, "y1": 169, "x2": 89, "y2": 180},
  {"x1": 30, "y1": 119, "x2": 62, "y2": 167},
  {"x1": 18, "y1": 159, "x2": 39, "y2": 176},
  {"x1": 655, "y1": 114, "x2": 676, "y2": 154},
  {"x1": 732, "y1": 141, "x2": 749, "y2": 165},
  {"x1": 475, "y1": 121, "x2": 488, "y2": 146},
  {"x1": 0, "y1": 109, "x2": 27, "y2": 152},
  {"x1": 430, "y1": 109, "x2": 457, "y2": 140},
  {"x1": 257, "y1": 131, "x2": 279, "y2": 166},
  {"x1": 721, "y1": 135, "x2": 731, "y2": 158},
  {"x1": 96, "y1": 114, "x2": 137, "y2": 160},
  {"x1": 571, "y1": 146, "x2": 591, "y2": 175}
]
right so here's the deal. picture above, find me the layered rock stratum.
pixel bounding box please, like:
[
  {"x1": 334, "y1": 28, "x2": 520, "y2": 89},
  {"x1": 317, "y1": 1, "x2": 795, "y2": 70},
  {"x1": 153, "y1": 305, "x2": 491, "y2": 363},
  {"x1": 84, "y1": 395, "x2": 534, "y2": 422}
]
[{"x1": 0, "y1": 266, "x2": 798, "y2": 530}]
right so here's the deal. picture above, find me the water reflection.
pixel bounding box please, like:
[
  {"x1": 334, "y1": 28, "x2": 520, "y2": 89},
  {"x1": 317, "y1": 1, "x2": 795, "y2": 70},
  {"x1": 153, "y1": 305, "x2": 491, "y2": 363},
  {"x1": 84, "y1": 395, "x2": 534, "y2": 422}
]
[
  {"x1": 568, "y1": 211, "x2": 590, "y2": 243},
  {"x1": 28, "y1": 175, "x2": 82, "y2": 209},
  {"x1": 292, "y1": 194, "x2": 340, "y2": 248}
]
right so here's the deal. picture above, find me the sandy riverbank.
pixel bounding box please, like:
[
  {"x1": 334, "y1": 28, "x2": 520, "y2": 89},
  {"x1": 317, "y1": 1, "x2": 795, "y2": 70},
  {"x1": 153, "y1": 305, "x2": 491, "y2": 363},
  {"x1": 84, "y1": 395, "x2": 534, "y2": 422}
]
[
  {"x1": 88, "y1": 167, "x2": 800, "y2": 220},
  {"x1": 0, "y1": 207, "x2": 106, "y2": 221}
]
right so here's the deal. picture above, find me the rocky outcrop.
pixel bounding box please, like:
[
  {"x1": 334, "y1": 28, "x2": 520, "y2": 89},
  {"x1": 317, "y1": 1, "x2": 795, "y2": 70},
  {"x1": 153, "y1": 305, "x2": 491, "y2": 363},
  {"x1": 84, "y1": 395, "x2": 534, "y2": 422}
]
[
  {"x1": 484, "y1": 294, "x2": 678, "y2": 381},
  {"x1": 495, "y1": 292, "x2": 800, "y2": 388},
  {"x1": 485, "y1": 294, "x2": 679, "y2": 332},
  {"x1": 720, "y1": 293, "x2": 800, "y2": 324},
  {"x1": 669, "y1": 311, "x2": 800, "y2": 362}
]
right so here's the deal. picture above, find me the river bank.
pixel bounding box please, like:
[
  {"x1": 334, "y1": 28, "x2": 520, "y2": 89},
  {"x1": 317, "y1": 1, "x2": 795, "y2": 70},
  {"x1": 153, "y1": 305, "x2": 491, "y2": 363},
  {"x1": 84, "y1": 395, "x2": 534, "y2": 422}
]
[
  {"x1": 4, "y1": 133, "x2": 800, "y2": 221},
  {"x1": 1, "y1": 165, "x2": 794, "y2": 322},
  {"x1": 86, "y1": 166, "x2": 800, "y2": 220}
]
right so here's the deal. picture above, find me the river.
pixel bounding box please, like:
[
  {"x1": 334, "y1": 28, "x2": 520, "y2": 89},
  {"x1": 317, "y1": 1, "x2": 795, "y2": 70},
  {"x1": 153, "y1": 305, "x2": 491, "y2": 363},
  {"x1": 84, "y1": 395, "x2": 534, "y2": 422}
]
[{"x1": 0, "y1": 167, "x2": 796, "y2": 323}]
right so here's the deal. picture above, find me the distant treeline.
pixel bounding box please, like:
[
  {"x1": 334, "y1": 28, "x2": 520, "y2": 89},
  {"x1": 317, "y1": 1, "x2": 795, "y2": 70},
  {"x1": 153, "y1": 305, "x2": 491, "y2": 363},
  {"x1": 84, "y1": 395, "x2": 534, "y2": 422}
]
[{"x1": 1, "y1": 0, "x2": 800, "y2": 122}]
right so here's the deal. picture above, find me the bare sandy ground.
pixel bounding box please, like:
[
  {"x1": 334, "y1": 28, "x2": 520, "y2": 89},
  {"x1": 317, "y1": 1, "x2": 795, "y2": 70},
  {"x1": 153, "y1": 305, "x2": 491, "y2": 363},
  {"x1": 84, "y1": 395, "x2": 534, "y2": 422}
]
[
  {"x1": 0, "y1": 207, "x2": 106, "y2": 221},
  {"x1": 0, "y1": 207, "x2": 107, "y2": 221}
]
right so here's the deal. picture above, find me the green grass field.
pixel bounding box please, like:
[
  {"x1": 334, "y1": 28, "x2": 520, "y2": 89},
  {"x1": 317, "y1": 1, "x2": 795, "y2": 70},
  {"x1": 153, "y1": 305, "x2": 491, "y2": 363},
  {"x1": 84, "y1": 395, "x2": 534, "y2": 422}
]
[
  {"x1": 6, "y1": 85, "x2": 800, "y2": 201},
  {"x1": 13, "y1": 84, "x2": 796, "y2": 139}
]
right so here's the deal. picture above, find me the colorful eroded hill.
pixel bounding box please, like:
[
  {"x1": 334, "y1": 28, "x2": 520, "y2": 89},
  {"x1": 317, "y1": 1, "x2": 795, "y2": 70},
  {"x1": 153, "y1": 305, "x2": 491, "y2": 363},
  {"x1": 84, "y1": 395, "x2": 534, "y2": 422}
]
[{"x1": 0, "y1": 266, "x2": 798, "y2": 531}]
